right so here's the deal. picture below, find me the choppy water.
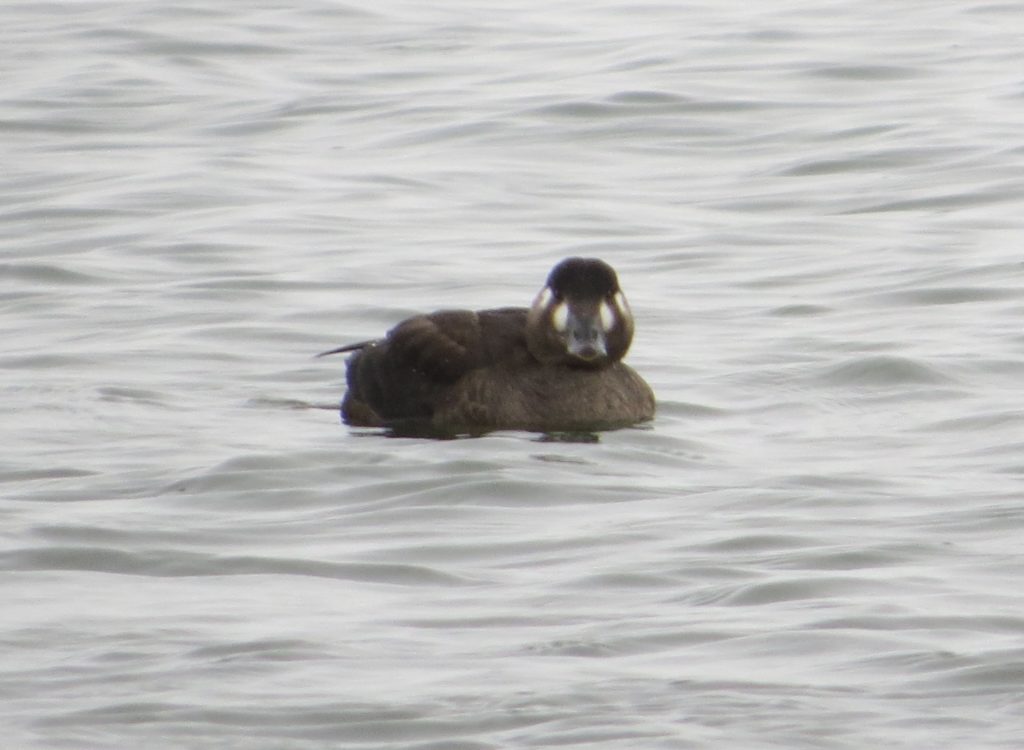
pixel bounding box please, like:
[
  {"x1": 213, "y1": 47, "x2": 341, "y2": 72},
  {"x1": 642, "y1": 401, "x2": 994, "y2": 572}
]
[{"x1": 4, "y1": 1, "x2": 1024, "y2": 747}]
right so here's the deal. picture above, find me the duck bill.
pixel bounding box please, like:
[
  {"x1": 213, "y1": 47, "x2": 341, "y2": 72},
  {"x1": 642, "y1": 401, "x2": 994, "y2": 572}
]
[{"x1": 566, "y1": 306, "x2": 608, "y2": 362}]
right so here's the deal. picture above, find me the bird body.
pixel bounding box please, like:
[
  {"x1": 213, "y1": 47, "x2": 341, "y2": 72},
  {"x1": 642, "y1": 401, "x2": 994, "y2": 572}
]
[{"x1": 319, "y1": 258, "x2": 655, "y2": 436}]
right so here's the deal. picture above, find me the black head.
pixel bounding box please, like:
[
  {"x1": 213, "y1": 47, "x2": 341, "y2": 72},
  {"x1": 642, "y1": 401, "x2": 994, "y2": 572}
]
[
  {"x1": 546, "y1": 257, "x2": 620, "y2": 301},
  {"x1": 526, "y1": 257, "x2": 635, "y2": 367}
]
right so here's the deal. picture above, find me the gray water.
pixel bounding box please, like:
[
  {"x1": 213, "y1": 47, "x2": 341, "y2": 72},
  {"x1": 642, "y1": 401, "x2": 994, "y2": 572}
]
[{"x1": 3, "y1": 1, "x2": 1024, "y2": 747}]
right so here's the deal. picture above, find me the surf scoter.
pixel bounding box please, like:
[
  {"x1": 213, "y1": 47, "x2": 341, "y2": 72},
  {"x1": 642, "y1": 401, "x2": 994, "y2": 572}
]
[{"x1": 318, "y1": 257, "x2": 655, "y2": 436}]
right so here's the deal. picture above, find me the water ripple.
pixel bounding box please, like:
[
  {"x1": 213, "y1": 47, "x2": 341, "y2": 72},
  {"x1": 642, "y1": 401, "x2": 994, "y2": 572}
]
[{"x1": 5, "y1": 1, "x2": 1024, "y2": 748}]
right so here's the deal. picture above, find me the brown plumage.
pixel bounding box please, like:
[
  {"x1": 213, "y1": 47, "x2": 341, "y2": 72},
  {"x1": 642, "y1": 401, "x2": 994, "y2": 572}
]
[{"x1": 318, "y1": 258, "x2": 655, "y2": 436}]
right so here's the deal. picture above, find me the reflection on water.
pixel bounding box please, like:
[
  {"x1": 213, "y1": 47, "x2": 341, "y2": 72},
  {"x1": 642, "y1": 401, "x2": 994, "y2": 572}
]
[{"x1": 532, "y1": 431, "x2": 602, "y2": 444}]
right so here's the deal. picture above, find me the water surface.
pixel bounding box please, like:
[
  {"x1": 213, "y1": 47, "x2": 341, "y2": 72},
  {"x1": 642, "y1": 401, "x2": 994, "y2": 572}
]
[{"x1": 3, "y1": 1, "x2": 1024, "y2": 748}]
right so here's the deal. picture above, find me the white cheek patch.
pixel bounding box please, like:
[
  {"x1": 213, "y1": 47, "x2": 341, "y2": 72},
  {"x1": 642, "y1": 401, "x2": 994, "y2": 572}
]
[
  {"x1": 614, "y1": 292, "x2": 632, "y2": 323},
  {"x1": 551, "y1": 301, "x2": 568, "y2": 332},
  {"x1": 599, "y1": 300, "x2": 616, "y2": 331},
  {"x1": 536, "y1": 286, "x2": 553, "y2": 309}
]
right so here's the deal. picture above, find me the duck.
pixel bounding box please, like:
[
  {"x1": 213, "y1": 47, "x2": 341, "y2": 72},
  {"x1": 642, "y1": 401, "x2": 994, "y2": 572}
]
[{"x1": 317, "y1": 257, "x2": 655, "y2": 436}]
